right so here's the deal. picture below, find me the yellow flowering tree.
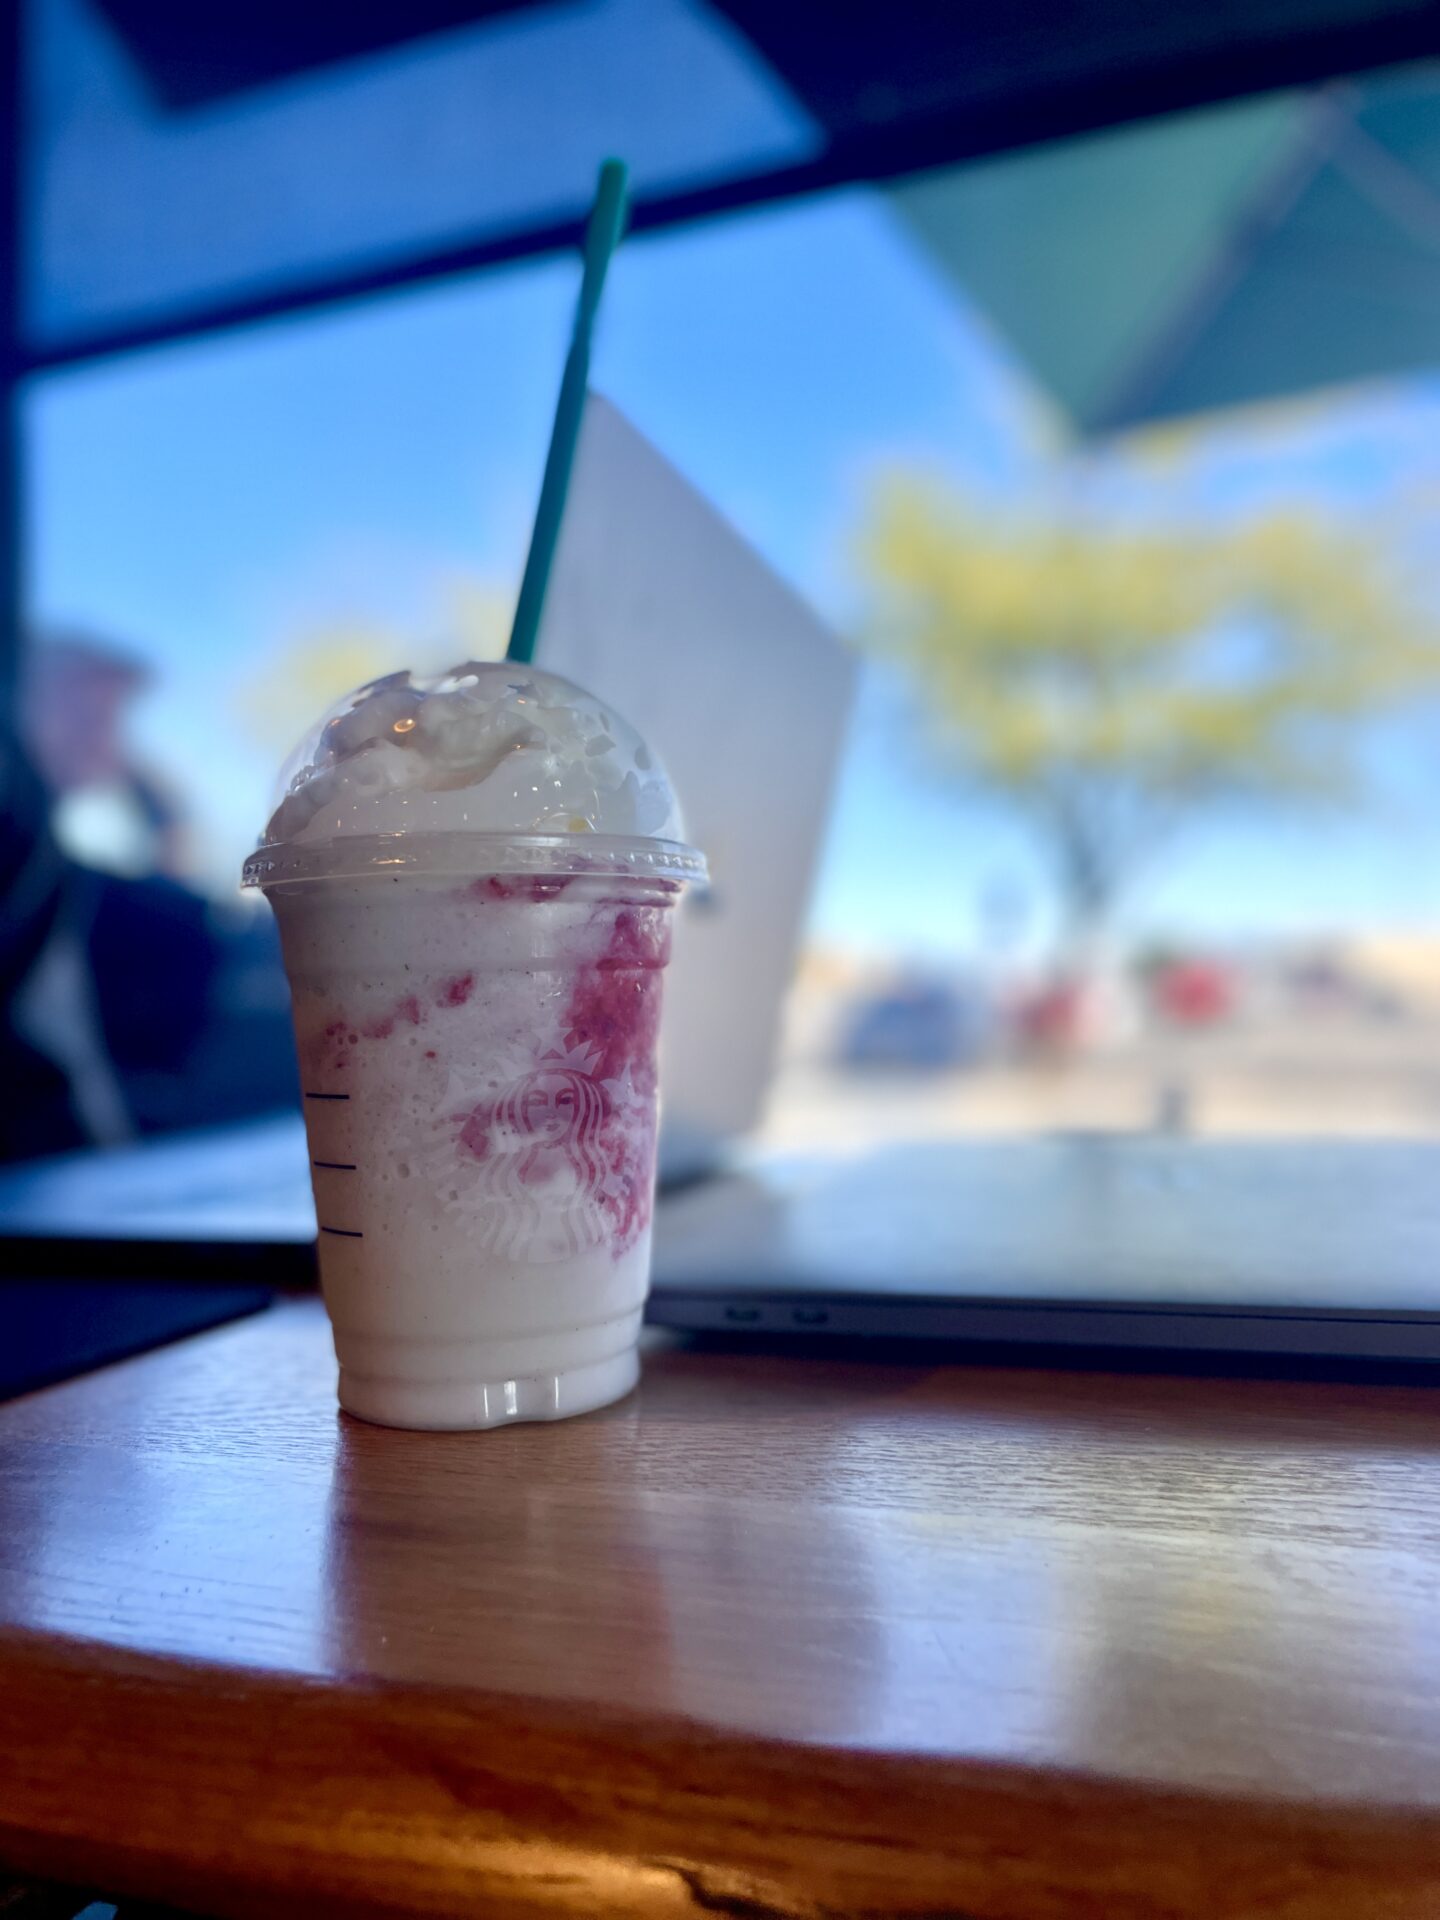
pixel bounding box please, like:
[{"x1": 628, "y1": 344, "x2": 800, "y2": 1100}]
[{"x1": 860, "y1": 478, "x2": 1440, "y2": 943}]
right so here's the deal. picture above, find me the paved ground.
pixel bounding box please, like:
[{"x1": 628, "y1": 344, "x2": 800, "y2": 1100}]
[{"x1": 759, "y1": 1018, "x2": 1440, "y2": 1153}]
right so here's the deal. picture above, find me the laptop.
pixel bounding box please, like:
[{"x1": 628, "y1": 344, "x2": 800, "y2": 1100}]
[
  {"x1": 538, "y1": 394, "x2": 856, "y2": 1180},
  {"x1": 647, "y1": 1136, "x2": 1440, "y2": 1362},
  {"x1": 7, "y1": 1120, "x2": 1440, "y2": 1362}
]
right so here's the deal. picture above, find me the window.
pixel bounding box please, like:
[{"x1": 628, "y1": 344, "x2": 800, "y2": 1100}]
[{"x1": 15, "y1": 78, "x2": 1440, "y2": 1176}]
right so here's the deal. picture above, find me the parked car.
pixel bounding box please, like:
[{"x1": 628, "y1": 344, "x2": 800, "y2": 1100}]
[{"x1": 840, "y1": 978, "x2": 989, "y2": 1070}]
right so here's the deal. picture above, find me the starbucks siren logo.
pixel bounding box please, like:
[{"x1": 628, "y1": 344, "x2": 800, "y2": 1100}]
[{"x1": 420, "y1": 1037, "x2": 622, "y2": 1260}]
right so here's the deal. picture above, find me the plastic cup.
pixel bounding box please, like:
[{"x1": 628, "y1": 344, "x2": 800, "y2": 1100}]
[{"x1": 246, "y1": 832, "x2": 701, "y2": 1429}]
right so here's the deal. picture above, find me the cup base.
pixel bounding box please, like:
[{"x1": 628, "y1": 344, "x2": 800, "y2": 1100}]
[{"x1": 337, "y1": 1345, "x2": 640, "y2": 1431}]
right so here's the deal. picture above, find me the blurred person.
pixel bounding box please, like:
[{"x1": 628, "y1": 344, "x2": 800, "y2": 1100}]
[
  {"x1": 23, "y1": 630, "x2": 189, "y2": 878},
  {"x1": 1, "y1": 630, "x2": 298, "y2": 1157},
  {"x1": 0, "y1": 724, "x2": 129, "y2": 1158}
]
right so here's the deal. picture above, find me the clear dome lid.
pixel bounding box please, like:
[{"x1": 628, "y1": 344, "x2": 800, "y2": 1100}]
[{"x1": 242, "y1": 660, "x2": 705, "y2": 890}]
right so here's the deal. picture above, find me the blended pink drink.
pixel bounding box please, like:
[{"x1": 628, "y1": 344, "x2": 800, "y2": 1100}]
[{"x1": 244, "y1": 663, "x2": 704, "y2": 1429}]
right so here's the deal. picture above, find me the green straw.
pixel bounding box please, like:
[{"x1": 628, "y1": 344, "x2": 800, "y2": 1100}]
[{"x1": 507, "y1": 159, "x2": 631, "y2": 665}]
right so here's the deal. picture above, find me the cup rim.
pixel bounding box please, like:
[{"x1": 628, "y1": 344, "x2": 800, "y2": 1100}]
[{"x1": 241, "y1": 829, "x2": 707, "y2": 892}]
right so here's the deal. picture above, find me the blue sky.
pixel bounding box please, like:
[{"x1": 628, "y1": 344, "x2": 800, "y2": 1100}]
[{"x1": 25, "y1": 183, "x2": 1440, "y2": 958}]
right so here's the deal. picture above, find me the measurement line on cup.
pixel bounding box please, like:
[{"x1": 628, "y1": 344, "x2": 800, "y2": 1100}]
[
  {"x1": 305, "y1": 1091, "x2": 350, "y2": 1101},
  {"x1": 320, "y1": 1226, "x2": 364, "y2": 1238},
  {"x1": 312, "y1": 1160, "x2": 357, "y2": 1171}
]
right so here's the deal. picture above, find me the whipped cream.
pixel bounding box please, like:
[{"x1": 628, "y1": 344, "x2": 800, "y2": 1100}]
[{"x1": 262, "y1": 662, "x2": 682, "y2": 847}]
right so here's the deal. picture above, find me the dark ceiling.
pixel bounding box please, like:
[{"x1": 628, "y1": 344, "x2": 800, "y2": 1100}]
[
  {"x1": 45, "y1": 0, "x2": 1440, "y2": 375},
  {"x1": 92, "y1": 0, "x2": 540, "y2": 108},
  {"x1": 95, "y1": 0, "x2": 1440, "y2": 171}
]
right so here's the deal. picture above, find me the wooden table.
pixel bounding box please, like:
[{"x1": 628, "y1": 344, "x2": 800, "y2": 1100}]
[{"x1": 2, "y1": 1298, "x2": 1440, "y2": 1918}]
